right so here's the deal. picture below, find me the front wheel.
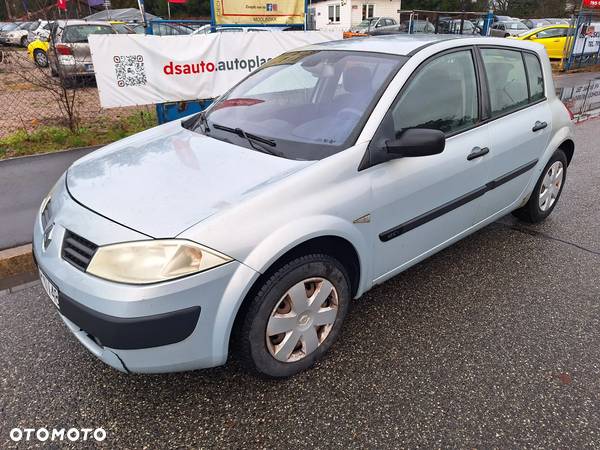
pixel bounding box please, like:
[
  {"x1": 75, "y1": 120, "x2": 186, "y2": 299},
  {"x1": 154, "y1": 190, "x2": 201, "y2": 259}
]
[
  {"x1": 235, "y1": 254, "x2": 351, "y2": 377},
  {"x1": 513, "y1": 149, "x2": 567, "y2": 223}
]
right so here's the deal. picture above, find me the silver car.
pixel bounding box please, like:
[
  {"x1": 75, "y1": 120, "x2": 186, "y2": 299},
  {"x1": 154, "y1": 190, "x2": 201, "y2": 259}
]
[
  {"x1": 47, "y1": 20, "x2": 121, "y2": 82},
  {"x1": 490, "y1": 20, "x2": 530, "y2": 37},
  {"x1": 34, "y1": 35, "x2": 575, "y2": 377}
]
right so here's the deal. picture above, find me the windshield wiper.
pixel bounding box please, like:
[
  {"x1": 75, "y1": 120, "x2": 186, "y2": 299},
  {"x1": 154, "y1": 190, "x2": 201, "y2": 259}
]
[{"x1": 212, "y1": 123, "x2": 281, "y2": 157}]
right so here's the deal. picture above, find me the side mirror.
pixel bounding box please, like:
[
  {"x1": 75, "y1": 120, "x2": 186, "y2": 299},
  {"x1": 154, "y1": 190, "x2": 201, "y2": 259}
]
[{"x1": 386, "y1": 128, "x2": 445, "y2": 158}]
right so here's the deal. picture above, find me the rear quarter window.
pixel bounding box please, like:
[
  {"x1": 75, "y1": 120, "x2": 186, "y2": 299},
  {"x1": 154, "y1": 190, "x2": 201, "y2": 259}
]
[{"x1": 524, "y1": 53, "x2": 545, "y2": 102}]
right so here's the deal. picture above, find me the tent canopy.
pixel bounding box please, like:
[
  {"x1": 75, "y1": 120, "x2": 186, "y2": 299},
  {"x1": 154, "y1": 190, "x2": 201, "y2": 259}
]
[{"x1": 85, "y1": 8, "x2": 160, "y2": 22}]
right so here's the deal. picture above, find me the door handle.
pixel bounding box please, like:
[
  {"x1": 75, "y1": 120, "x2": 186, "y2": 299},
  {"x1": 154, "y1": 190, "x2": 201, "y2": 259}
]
[
  {"x1": 467, "y1": 146, "x2": 489, "y2": 161},
  {"x1": 532, "y1": 121, "x2": 548, "y2": 132}
]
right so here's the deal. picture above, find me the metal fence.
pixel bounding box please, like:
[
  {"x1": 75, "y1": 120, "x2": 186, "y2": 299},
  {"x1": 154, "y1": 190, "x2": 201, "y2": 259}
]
[
  {"x1": 564, "y1": 10, "x2": 600, "y2": 70},
  {"x1": 0, "y1": 47, "x2": 151, "y2": 139}
]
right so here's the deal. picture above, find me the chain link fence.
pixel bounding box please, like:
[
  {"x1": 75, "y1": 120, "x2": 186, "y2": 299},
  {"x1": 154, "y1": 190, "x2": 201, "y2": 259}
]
[{"x1": 0, "y1": 46, "x2": 154, "y2": 139}]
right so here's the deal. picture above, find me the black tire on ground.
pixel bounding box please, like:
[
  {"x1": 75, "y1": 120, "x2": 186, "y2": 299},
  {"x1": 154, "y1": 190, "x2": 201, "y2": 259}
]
[
  {"x1": 20, "y1": 36, "x2": 27, "y2": 47},
  {"x1": 234, "y1": 253, "x2": 351, "y2": 378},
  {"x1": 33, "y1": 49, "x2": 48, "y2": 68},
  {"x1": 512, "y1": 149, "x2": 568, "y2": 223}
]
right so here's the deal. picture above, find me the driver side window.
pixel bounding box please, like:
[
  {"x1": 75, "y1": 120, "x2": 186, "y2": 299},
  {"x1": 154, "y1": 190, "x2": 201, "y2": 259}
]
[{"x1": 390, "y1": 50, "x2": 479, "y2": 135}]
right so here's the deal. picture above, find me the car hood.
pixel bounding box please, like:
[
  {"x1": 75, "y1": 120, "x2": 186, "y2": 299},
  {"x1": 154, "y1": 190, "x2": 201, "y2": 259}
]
[{"x1": 66, "y1": 121, "x2": 313, "y2": 237}]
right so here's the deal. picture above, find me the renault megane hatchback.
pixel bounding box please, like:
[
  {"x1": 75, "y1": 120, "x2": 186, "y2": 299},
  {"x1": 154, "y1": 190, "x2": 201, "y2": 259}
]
[{"x1": 34, "y1": 35, "x2": 575, "y2": 377}]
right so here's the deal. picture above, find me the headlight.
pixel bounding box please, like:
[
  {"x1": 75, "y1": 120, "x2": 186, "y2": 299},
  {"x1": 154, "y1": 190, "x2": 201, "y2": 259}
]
[{"x1": 86, "y1": 240, "x2": 232, "y2": 284}]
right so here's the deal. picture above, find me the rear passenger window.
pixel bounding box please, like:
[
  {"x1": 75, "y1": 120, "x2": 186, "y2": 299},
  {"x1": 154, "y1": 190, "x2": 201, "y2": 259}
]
[
  {"x1": 524, "y1": 53, "x2": 544, "y2": 102},
  {"x1": 390, "y1": 50, "x2": 479, "y2": 135},
  {"x1": 482, "y1": 48, "x2": 529, "y2": 116}
]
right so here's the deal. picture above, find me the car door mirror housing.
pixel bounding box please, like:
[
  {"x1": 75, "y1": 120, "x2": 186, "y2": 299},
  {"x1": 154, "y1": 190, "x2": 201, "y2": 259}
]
[{"x1": 385, "y1": 128, "x2": 446, "y2": 158}]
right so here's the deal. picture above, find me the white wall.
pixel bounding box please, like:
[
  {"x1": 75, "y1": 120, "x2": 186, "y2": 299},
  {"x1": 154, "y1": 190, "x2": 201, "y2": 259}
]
[
  {"x1": 313, "y1": 0, "x2": 352, "y2": 31},
  {"x1": 313, "y1": 0, "x2": 401, "y2": 30}
]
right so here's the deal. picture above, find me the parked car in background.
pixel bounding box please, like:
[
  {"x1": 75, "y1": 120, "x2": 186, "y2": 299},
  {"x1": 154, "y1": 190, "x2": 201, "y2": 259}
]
[
  {"x1": 521, "y1": 18, "x2": 551, "y2": 29},
  {"x1": 0, "y1": 22, "x2": 20, "y2": 44},
  {"x1": 131, "y1": 22, "x2": 193, "y2": 35},
  {"x1": 369, "y1": 19, "x2": 435, "y2": 36},
  {"x1": 546, "y1": 18, "x2": 570, "y2": 25},
  {"x1": 29, "y1": 21, "x2": 131, "y2": 68},
  {"x1": 490, "y1": 20, "x2": 529, "y2": 37},
  {"x1": 344, "y1": 17, "x2": 398, "y2": 38},
  {"x1": 438, "y1": 18, "x2": 478, "y2": 34},
  {"x1": 47, "y1": 21, "x2": 123, "y2": 84},
  {"x1": 509, "y1": 24, "x2": 573, "y2": 59},
  {"x1": 3, "y1": 21, "x2": 38, "y2": 46},
  {"x1": 34, "y1": 35, "x2": 574, "y2": 377}
]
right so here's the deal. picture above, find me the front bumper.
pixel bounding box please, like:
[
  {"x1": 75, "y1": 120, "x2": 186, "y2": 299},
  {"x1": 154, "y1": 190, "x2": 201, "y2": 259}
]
[{"x1": 34, "y1": 177, "x2": 259, "y2": 373}]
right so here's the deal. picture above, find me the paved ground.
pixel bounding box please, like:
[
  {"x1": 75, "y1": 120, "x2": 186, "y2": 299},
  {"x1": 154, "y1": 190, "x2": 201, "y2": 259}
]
[
  {"x1": 0, "y1": 120, "x2": 598, "y2": 448},
  {"x1": 0, "y1": 147, "x2": 96, "y2": 250}
]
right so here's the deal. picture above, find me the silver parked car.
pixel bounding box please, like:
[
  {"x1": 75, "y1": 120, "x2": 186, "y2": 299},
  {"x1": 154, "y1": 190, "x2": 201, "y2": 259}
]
[
  {"x1": 490, "y1": 20, "x2": 530, "y2": 37},
  {"x1": 47, "y1": 20, "x2": 125, "y2": 83},
  {"x1": 34, "y1": 35, "x2": 575, "y2": 377}
]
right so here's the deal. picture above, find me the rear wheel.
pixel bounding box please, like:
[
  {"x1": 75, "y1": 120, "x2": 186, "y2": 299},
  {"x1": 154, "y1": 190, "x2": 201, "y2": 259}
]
[
  {"x1": 20, "y1": 36, "x2": 27, "y2": 47},
  {"x1": 513, "y1": 149, "x2": 567, "y2": 223},
  {"x1": 235, "y1": 254, "x2": 351, "y2": 377}
]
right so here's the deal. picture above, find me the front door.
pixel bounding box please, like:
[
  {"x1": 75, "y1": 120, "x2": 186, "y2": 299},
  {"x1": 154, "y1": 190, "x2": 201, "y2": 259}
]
[{"x1": 368, "y1": 48, "x2": 491, "y2": 282}]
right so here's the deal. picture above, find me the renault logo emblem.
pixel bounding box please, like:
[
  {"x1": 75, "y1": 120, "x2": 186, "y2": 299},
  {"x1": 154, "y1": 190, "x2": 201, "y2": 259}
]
[{"x1": 43, "y1": 223, "x2": 54, "y2": 251}]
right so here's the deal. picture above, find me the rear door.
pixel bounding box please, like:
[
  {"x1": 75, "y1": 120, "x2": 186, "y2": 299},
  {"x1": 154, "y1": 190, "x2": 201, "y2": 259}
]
[
  {"x1": 533, "y1": 27, "x2": 567, "y2": 59},
  {"x1": 475, "y1": 47, "x2": 552, "y2": 221}
]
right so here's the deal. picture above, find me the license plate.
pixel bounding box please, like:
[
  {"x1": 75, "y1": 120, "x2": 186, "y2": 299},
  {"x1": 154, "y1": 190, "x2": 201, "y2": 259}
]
[
  {"x1": 85, "y1": 64, "x2": 94, "y2": 72},
  {"x1": 39, "y1": 270, "x2": 59, "y2": 309}
]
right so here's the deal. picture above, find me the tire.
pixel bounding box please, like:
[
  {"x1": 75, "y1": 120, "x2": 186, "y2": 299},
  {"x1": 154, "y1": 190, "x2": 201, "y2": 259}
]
[
  {"x1": 512, "y1": 149, "x2": 568, "y2": 223},
  {"x1": 33, "y1": 49, "x2": 48, "y2": 68},
  {"x1": 235, "y1": 254, "x2": 351, "y2": 378},
  {"x1": 20, "y1": 36, "x2": 27, "y2": 47}
]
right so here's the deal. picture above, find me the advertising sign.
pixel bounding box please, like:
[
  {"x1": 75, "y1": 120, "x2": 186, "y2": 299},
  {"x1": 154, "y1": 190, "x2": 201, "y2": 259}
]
[
  {"x1": 583, "y1": 0, "x2": 600, "y2": 9},
  {"x1": 574, "y1": 22, "x2": 600, "y2": 54},
  {"x1": 212, "y1": 0, "x2": 305, "y2": 25},
  {"x1": 89, "y1": 31, "x2": 340, "y2": 108}
]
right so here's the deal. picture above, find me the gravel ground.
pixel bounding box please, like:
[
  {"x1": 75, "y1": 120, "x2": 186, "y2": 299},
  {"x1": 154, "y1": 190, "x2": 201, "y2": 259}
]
[{"x1": 0, "y1": 121, "x2": 599, "y2": 448}]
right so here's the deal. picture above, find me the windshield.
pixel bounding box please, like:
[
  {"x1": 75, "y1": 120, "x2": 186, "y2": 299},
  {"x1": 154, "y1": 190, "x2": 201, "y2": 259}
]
[{"x1": 194, "y1": 50, "x2": 405, "y2": 160}]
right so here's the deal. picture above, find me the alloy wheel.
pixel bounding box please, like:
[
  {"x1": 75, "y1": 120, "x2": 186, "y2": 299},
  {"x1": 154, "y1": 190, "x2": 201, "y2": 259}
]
[
  {"x1": 35, "y1": 50, "x2": 47, "y2": 67},
  {"x1": 266, "y1": 277, "x2": 339, "y2": 363},
  {"x1": 539, "y1": 161, "x2": 564, "y2": 212}
]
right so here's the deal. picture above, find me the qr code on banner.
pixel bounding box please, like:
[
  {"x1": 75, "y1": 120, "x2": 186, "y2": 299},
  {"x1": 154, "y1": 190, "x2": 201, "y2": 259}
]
[{"x1": 114, "y1": 55, "x2": 147, "y2": 87}]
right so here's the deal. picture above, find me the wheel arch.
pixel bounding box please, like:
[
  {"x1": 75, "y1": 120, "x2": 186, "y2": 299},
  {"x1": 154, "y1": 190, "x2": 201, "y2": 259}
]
[
  {"x1": 227, "y1": 234, "x2": 363, "y2": 356},
  {"x1": 558, "y1": 138, "x2": 574, "y2": 165}
]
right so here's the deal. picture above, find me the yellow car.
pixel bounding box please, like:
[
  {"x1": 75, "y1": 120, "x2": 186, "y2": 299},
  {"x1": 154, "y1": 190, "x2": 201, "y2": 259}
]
[
  {"x1": 509, "y1": 24, "x2": 572, "y2": 59},
  {"x1": 27, "y1": 38, "x2": 50, "y2": 67}
]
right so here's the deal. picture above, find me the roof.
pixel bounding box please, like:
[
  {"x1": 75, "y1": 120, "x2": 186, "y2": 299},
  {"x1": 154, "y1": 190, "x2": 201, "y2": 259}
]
[
  {"x1": 306, "y1": 34, "x2": 467, "y2": 56},
  {"x1": 305, "y1": 34, "x2": 546, "y2": 56}
]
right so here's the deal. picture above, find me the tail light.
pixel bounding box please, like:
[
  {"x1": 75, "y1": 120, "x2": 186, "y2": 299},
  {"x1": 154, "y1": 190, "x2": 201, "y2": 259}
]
[{"x1": 55, "y1": 44, "x2": 72, "y2": 56}]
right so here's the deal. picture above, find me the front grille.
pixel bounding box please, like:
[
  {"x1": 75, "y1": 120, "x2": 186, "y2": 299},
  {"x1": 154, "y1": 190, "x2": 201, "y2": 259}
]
[{"x1": 62, "y1": 230, "x2": 98, "y2": 272}]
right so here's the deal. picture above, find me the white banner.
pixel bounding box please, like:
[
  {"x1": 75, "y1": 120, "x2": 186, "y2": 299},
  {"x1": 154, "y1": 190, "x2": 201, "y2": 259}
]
[
  {"x1": 89, "y1": 31, "x2": 341, "y2": 108},
  {"x1": 574, "y1": 22, "x2": 600, "y2": 55}
]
